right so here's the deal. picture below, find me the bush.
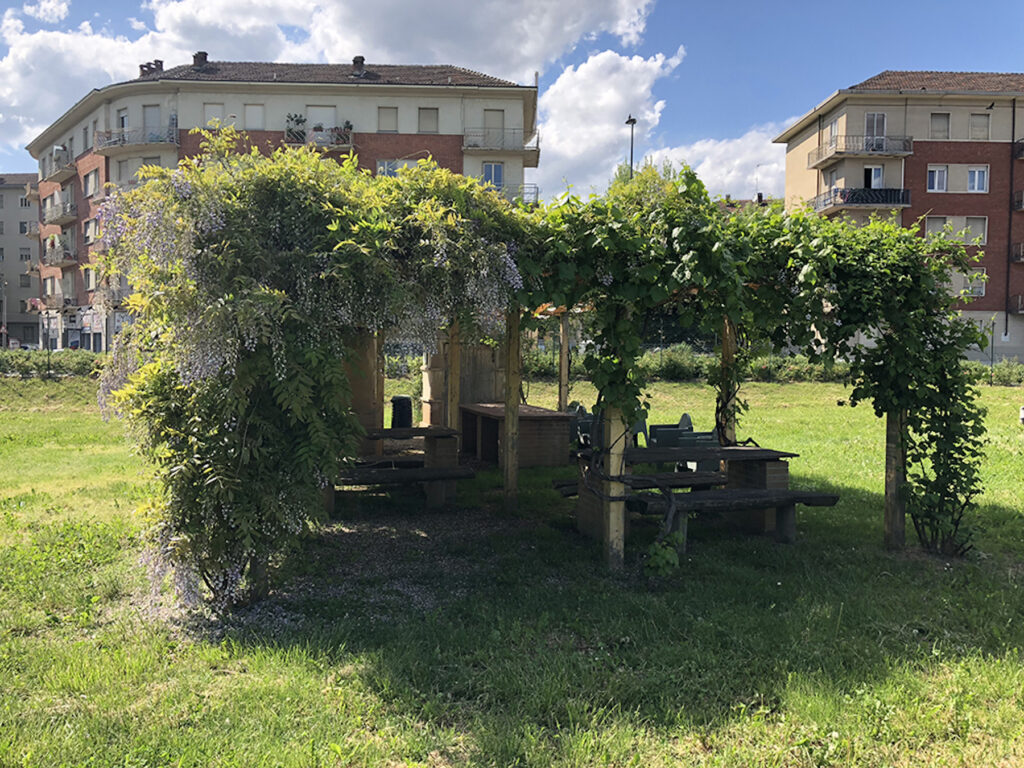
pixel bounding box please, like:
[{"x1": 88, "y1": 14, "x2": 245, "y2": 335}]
[
  {"x1": 990, "y1": 357, "x2": 1024, "y2": 386},
  {"x1": 0, "y1": 349, "x2": 105, "y2": 379},
  {"x1": 639, "y1": 343, "x2": 706, "y2": 381}
]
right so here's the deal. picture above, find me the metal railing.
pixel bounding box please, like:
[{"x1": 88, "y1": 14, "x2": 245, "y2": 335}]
[
  {"x1": 43, "y1": 236, "x2": 77, "y2": 266},
  {"x1": 284, "y1": 124, "x2": 353, "y2": 147},
  {"x1": 95, "y1": 126, "x2": 178, "y2": 150},
  {"x1": 516, "y1": 183, "x2": 539, "y2": 204},
  {"x1": 22, "y1": 220, "x2": 39, "y2": 238},
  {"x1": 811, "y1": 187, "x2": 911, "y2": 213},
  {"x1": 43, "y1": 149, "x2": 76, "y2": 182},
  {"x1": 42, "y1": 200, "x2": 77, "y2": 226},
  {"x1": 807, "y1": 135, "x2": 913, "y2": 167},
  {"x1": 464, "y1": 127, "x2": 540, "y2": 152}
]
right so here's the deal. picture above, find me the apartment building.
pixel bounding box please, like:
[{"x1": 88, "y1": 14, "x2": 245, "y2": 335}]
[
  {"x1": 0, "y1": 174, "x2": 40, "y2": 348},
  {"x1": 773, "y1": 71, "x2": 1024, "y2": 360},
  {"x1": 24, "y1": 53, "x2": 540, "y2": 350}
]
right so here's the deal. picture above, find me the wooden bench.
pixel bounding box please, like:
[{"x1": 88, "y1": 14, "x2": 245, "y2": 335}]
[
  {"x1": 553, "y1": 471, "x2": 727, "y2": 498},
  {"x1": 633, "y1": 488, "x2": 839, "y2": 545}
]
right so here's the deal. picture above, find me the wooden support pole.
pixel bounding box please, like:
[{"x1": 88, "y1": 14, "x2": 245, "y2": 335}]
[
  {"x1": 375, "y1": 331, "x2": 385, "y2": 432},
  {"x1": 884, "y1": 409, "x2": 907, "y2": 550},
  {"x1": 602, "y1": 406, "x2": 627, "y2": 569},
  {"x1": 445, "y1": 322, "x2": 461, "y2": 438},
  {"x1": 558, "y1": 312, "x2": 570, "y2": 412},
  {"x1": 503, "y1": 309, "x2": 521, "y2": 507},
  {"x1": 719, "y1": 316, "x2": 738, "y2": 446}
]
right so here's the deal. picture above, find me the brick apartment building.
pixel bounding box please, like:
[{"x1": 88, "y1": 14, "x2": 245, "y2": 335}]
[
  {"x1": 773, "y1": 71, "x2": 1024, "y2": 360},
  {"x1": 24, "y1": 53, "x2": 540, "y2": 350},
  {"x1": 0, "y1": 173, "x2": 40, "y2": 347}
]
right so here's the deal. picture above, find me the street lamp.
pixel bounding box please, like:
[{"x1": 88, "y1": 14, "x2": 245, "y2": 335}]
[{"x1": 625, "y1": 114, "x2": 637, "y2": 179}]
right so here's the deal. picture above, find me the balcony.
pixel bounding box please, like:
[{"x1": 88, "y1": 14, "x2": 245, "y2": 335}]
[
  {"x1": 1010, "y1": 294, "x2": 1024, "y2": 314},
  {"x1": 810, "y1": 187, "x2": 911, "y2": 215},
  {"x1": 94, "y1": 125, "x2": 178, "y2": 156},
  {"x1": 24, "y1": 182, "x2": 39, "y2": 202},
  {"x1": 43, "y1": 236, "x2": 77, "y2": 267},
  {"x1": 42, "y1": 295, "x2": 75, "y2": 311},
  {"x1": 42, "y1": 200, "x2": 77, "y2": 226},
  {"x1": 1013, "y1": 243, "x2": 1024, "y2": 263},
  {"x1": 94, "y1": 286, "x2": 126, "y2": 307},
  {"x1": 44, "y1": 147, "x2": 76, "y2": 184},
  {"x1": 464, "y1": 128, "x2": 541, "y2": 168},
  {"x1": 807, "y1": 135, "x2": 913, "y2": 169},
  {"x1": 284, "y1": 119, "x2": 353, "y2": 149},
  {"x1": 22, "y1": 220, "x2": 39, "y2": 238},
  {"x1": 25, "y1": 260, "x2": 40, "y2": 275}
]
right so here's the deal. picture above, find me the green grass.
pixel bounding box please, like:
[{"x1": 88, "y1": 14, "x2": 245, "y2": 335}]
[{"x1": 1, "y1": 377, "x2": 1023, "y2": 766}]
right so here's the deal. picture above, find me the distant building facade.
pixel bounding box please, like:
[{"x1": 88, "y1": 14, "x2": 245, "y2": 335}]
[
  {"x1": 773, "y1": 71, "x2": 1024, "y2": 360},
  {"x1": 25, "y1": 53, "x2": 540, "y2": 350},
  {"x1": 0, "y1": 173, "x2": 40, "y2": 347}
]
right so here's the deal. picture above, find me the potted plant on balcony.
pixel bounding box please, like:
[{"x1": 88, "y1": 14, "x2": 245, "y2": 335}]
[
  {"x1": 310, "y1": 122, "x2": 329, "y2": 146},
  {"x1": 285, "y1": 113, "x2": 306, "y2": 143},
  {"x1": 330, "y1": 121, "x2": 353, "y2": 146}
]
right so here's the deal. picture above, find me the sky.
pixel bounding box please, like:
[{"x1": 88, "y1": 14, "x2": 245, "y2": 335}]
[{"x1": 2, "y1": 0, "x2": 1024, "y2": 200}]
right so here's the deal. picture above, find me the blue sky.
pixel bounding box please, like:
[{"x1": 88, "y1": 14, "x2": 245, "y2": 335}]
[{"x1": 2, "y1": 0, "x2": 1024, "y2": 198}]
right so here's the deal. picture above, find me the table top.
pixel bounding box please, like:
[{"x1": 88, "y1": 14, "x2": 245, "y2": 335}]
[
  {"x1": 460, "y1": 403, "x2": 572, "y2": 420},
  {"x1": 579, "y1": 445, "x2": 798, "y2": 463},
  {"x1": 364, "y1": 426, "x2": 459, "y2": 440}
]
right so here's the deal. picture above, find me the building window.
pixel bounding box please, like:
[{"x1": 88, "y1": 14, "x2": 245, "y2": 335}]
[
  {"x1": 375, "y1": 159, "x2": 416, "y2": 177},
  {"x1": 966, "y1": 268, "x2": 986, "y2": 297},
  {"x1": 863, "y1": 165, "x2": 883, "y2": 189},
  {"x1": 418, "y1": 107, "x2": 439, "y2": 134},
  {"x1": 965, "y1": 216, "x2": 988, "y2": 244},
  {"x1": 930, "y1": 113, "x2": 950, "y2": 140},
  {"x1": 925, "y1": 216, "x2": 948, "y2": 236},
  {"x1": 377, "y1": 107, "x2": 398, "y2": 133},
  {"x1": 18, "y1": 221, "x2": 29, "y2": 234},
  {"x1": 19, "y1": 196, "x2": 30, "y2": 208},
  {"x1": 19, "y1": 274, "x2": 31, "y2": 288},
  {"x1": 483, "y1": 162, "x2": 504, "y2": 189},
  {"x1": 828, "y1": 117, "x2": 838, "y2": 144},
  {"x1": 84, "y1": 218, "x2": 99, "y2": 244},
  {"x1": 82, "y1": 124, "x2": 89, "y2": 150},
  {"x1": 83, "y1": 267, "x2": 97, "y2": 290},
  {"x1": 0, "y1": 194, "x2": 4, "y2": 208},
  {"x1": 0, "y1": 247, "x2": 3, "y2": 260},
  {"x1": 967, "y1": 166, "x2": 989, "y2": 192},
  {"x1": 44, "y1": 277, "x2": 54, "y2": 295},
  {"x1": 83, "y1": 169, "x2": 100, "y2": 197},
  {"x1": 864, "y1": 112, "x2": 886, "y2": 150},
  {"x1": 969, "y1": 113, "x2": 990, "y2": 140},
  {"x1": 117, "y1": 108, "x2": 128, "y2": 129},
  {"x1": 927, "y1": 165, "x2": 947, "y2": 192},
  {"x1": 827, "y1": 169, "x2": 838, "y2": 190},
  {"x1": 244, "y1": 104, "x2": 264, "y2": 130},
  {"x1": 0, "y1": 222, "x2": 4, "y2": 234},
  {"x1": 19, "y1": 248, "x2": 30, "y2": 261},
  {"x1": 203, "y1": 103, "x2": 225, "y2": 126},
  {"x1": 117, "y1": 159, "x2": 128, "y2": 183}
]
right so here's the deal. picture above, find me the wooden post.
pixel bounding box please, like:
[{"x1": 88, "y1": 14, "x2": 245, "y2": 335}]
[
  {"x1": 557, "y1": 312, "x2": 570, "y2": 412},
  {"x1": 375, "y1": 331, "x2": 385, "y2": 432},
  {"x1": 884, "y1": 409, "x2": 907, "y2": 550},
  {"x1": 719, "y1": 316, "x2": 738, "y2": 445},
  {"x1": 503, "y1": 309, "x2": 521, "y2": 506},
  {"x1": 602, "y1": 406, "x2": 627, "y2": 569},
  {"x1": 445, "y1": 322, "x2": 461, "y2": 439}
]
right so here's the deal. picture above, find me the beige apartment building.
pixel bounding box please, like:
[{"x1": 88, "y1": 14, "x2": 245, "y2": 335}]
[
  {"x1": 0, "y1": 174, "x2": 40, "y2": 347},
  {"x1": 24, "y1": 53, "x2": 540, "y2": 350},
  {"x1": 774, "y1": 71, "x2": 1024, "y2": 360}
]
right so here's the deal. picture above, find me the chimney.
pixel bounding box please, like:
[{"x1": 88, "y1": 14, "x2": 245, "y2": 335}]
[
  {"x1": 193, "y1": 51, "x2": 208, "y2": 67},
  {"x1": 153, "y1": 59, "x2": 163, "y2": 73},
  {"x1": 139, "y1": 62, "x2": 151, "y2": 77},
  {"x1": 352, "y1": 55, "x2": 365, "y2": 77}
]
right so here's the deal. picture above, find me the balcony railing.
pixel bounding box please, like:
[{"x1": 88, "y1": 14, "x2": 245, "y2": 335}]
[
  {"x1": 94, "y1": 126, "x2": 178, "y2": 154},
  {"x1": 1010, "y1": 294, "x2": 1024, "y2": 314},
  {"x1": 42, "y1": 200, "x2": 77, "y2": 226},
  {"x1": 284, "y1": 123, "x2": 353, "y2": 148},
  {"x1": 43, "y1": 236, "x2": 77, "y2": 267},
  {"x1": 463, "y1": 127, "x2": 540, "y2": 153},
  {"x1": 22, "y1": 220, "x2": 39, "y2": 238},
  {"x1": 42, "y1": 295, "x2": 75, "y2": 310},
  {"x1": 811, "y1": 187, "x2": 911, "y2": 213},
  {"x1": 807, "y1": 135, "x2": 913, "y2": 168},
  {"x1": 24, "y1": 182, "x2": 39, "y2": 202},
  {"x1": 43, "y1": 148, "x2": 76, "y2": 183}
]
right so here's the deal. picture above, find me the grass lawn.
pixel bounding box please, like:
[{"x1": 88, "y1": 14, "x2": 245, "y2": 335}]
[{"x1": 1, "y1": 377, "x2": 1023, "y2": 767}]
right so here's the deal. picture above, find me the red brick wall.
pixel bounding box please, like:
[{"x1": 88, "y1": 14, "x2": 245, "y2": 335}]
[{"x1": 903, "y1": 141, "x2": 1024, "y2": 312}]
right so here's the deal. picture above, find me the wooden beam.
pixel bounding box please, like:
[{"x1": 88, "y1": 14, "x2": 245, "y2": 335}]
[
  {"x1": 445, "y1": 322, "x2": 461, "y2": 440},
  {"x1": 558, "y1": 312, "x2": 570, "y2": 411},
  {"x1": 602, "y1": 406, "x2": 627, "y2": 569},
  {"x1": 503, "y1": 309, "x2": 521, "y2": 506},
  {"x1": 884, "y1": 409, "x2": 907, "y2": 550},
  {"x1": 719, "y1": 316, "x2": 738, "y2": 445}
]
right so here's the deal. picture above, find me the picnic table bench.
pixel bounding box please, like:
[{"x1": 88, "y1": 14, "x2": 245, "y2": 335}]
[{"x1": 329, "y1": 426, "x2": 472, "y2": 512}]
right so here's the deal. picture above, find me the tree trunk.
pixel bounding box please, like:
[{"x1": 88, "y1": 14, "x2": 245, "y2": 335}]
[
  {"x1": 503, "y1": 309, "x2": 521, "y2": 508},
  {"x1": 248, "y1": 553, "x2": 269, "y2": 600},
  {"x1": 719, "y1": 316, "x2": 738, "y2": 445},
  {"x1": 884, "y1": 409, "x2": 907, "y2": 550}
]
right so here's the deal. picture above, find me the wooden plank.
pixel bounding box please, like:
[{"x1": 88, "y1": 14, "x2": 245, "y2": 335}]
[
  {"x1": 337, "y1": 466, "x2": 475, "y2": 485},
  {"x1": 618, "y1": 471, "x2": 728, "y2": 490},
  {"x1": 884, "y1": 409, "x2": 907, "y2": 550},
  {"x1": 503, "y1": 309, "x2": 521, "y2": 506},
  {"x1": 445, "y1": 322, "x2": 461, "y2": 437},
  {"x1": 363, "y1": 426, "x2": 458, "y2": 439},
  {"x1": 558, "y1": 313, "x2": 570, "y2": 411},
  {"x1": 603, "y1": 407, "x2": 627, "y2": 570},
  {"x1": 620, "y1": 446, "x2": 798, "y2": 463}
]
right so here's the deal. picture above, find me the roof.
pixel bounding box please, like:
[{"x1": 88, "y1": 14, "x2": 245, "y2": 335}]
[
  {"x1": 850, "y1": 70, "x2": 1024, "y2": 93},
  {"x1": 134, "y1": 61, "x2": 522, "y2": 88},
  {"x1": 0, "y1": 173, "x2": 36, "y2": 187}
]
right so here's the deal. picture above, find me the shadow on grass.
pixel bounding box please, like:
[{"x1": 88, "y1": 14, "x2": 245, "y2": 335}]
[{"x1": 215, "y1": 467, "x2": 1024, "y2": 761}]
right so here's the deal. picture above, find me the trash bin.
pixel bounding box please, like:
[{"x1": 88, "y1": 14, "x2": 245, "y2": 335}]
[{"x1": 391, "y1": 395, "x2": 413, "y2": 429}]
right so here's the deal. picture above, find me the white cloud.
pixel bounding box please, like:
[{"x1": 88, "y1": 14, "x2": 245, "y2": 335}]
[
  {"x1": 0, "y1": 0, "x2": 654, "y2": 163},
  {"x1": 645, "y1": 123, "x2": 789, "y2": 200},
  {"x1": 22, "y1": 0, "x2": 69, "y2": 24},
  {"x1": 534, "y1": 46, "x2": 684, "y2": 197}
]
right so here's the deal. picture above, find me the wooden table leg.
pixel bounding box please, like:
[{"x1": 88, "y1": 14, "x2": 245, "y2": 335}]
[
  {"x1": 775, "y1": 503, "x2": 797, "y2": 544},
  {"x1": 424, "y1": 434, "x2": 458, "y2": 508}
]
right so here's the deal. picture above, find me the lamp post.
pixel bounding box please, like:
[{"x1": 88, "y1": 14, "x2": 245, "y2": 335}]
[{"x1": 625, "y1": 114, "x2": 637, "y2": 179}]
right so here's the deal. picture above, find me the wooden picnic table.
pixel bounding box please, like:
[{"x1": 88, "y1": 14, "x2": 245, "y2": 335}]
[{"x1": 460, "y1": 402, "x2": 571, "y2": 467}]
